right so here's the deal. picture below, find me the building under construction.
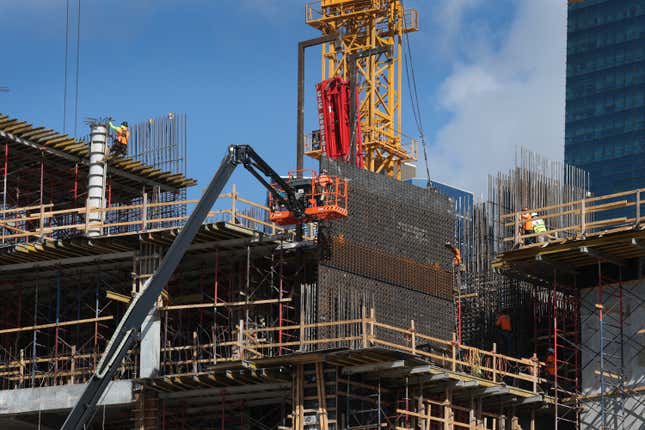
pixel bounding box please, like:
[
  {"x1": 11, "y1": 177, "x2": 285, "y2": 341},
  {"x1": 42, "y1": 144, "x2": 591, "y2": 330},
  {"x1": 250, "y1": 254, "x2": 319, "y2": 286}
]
[{"x1": 0, "y1": 1, "x2": 642, "y2": 429}]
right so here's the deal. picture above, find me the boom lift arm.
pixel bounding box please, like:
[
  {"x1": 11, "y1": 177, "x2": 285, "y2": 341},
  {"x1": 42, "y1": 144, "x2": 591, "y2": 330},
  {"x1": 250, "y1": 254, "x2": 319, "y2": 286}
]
[{"x1": 61, "y1": 145, "x2": 306, "y2": 430}]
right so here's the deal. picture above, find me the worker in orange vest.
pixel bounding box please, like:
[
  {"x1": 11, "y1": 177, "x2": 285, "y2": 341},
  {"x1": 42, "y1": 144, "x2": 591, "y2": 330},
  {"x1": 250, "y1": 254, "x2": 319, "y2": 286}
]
[
  {"x1": 445, "y1": 241, "x2": 464, "y2": 290},
  {"x1": 520, "y1": 207, "x2": 534, "y2": 245},
  {"x1": 318, "y1": 169, "x2": 333, "y2": 204},
  {"x1": 444, "y1": 241, "x2": 463, "y2": 269},
  {"x1": 109, "y1": 120, "x2": 130, "y2": 157},
  {"x1": 495, "y1": 310, "x2": 513, "y2": 355}
]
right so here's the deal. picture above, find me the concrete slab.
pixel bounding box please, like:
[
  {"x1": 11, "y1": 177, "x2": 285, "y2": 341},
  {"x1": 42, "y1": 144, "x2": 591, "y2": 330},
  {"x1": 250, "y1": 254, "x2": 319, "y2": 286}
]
[{"x1": 0, "y1": 380, "x2": 134, "y2": 415}]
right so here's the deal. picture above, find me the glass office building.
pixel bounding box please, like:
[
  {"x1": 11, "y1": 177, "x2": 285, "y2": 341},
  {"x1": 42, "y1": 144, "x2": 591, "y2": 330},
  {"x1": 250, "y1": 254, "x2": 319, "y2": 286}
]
[{"x1": 565, "y1": 0, "x2": 645, "y2": 197}]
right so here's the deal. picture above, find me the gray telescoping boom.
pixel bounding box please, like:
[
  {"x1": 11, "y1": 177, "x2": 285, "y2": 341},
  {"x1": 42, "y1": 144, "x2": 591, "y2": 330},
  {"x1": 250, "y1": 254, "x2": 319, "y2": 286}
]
[{"x1": 61, "y1": 145, "x2": 305, "y2": 430}]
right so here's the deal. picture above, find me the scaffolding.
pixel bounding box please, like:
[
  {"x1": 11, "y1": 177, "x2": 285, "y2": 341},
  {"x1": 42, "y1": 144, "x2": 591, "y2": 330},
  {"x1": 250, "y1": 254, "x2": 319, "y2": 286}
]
[{"x1": 494, "y1": 187, "x2": 645, "y2": 430}]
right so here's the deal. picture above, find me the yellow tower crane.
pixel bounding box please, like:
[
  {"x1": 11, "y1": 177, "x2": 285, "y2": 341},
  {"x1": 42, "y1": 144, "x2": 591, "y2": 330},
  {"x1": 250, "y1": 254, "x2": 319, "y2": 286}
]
[{"x1": 305, "y1": 0, "x2": 419, "y2": 179}]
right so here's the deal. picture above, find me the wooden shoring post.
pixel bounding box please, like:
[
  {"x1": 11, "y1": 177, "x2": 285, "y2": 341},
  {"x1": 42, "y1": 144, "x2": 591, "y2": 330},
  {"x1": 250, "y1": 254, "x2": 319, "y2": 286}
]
[
  {"x1": 418, "y1": 389, "x2": 425, "y2": 430},
  {"x1": 39, "y1": 156, "x2": 44, "y2": 237},
  {"x1": 213, "y1": 251, "x2": 219, "y2": 304},
  {"x1": 2, "y1": 143, "x2": 8, "y2": 244},
  {"x1": 492, "y1": 343, "x2": 497, "y2": 383},
  {"x1": 451, "y1": 333, "x2": 457, "y2": 372},
  {"x1": 444, "y1": 385, "x2": 453, "y2": 430},
  {"x1": 299, "y1": 284, "x2": 305, "y2": 352},
  {"x1": 636, "y1": 189, "x2": 641, "y2": 227},
  {"x1": 19, "y1": 349, "x2": 24, "y2": 386},
  {"x1": 531, "y1": 353, "x2": 538, "y2": 393},
  {"x1": 53, "y1": 271, "x2": 61, "y2": 384},
  {"x1": 514, "y1": 212, "x2": 520, "y2": 247},
  {"x1": 316, "y1": 362, "x2": 329, "y2": 430},
  {"x1": 369, "y1": 307, "x2": 375, "y2": 344},
  {"x1": 70, "y1": 345, "x2": 76, "y2": 385},
  {"x1": 361, "y1": 303, "x2": 368, "y2": 348},
  {"x1": 426, "y1": 402, "x2": 432, "y2": 430},
  {"x1": 411, "y1": 320, "x2": 416, "y2": 355},
  {"x1": 73, "y1": 163, "x2": 78, "y2": 203},
  {"x1": 84, "y1": 198, "x2": 90, "y2": 234},
  {"x1": 511, "y1": 406, "x2": 518, "y2": 430},
  {"x1": 530, "y1": 408, "x2": 536, "y2": 430},
  {"x1": 469, "y1": 395, "x2": 475, "y2": 430},
  {"x1": 292, "y1": 363, "x2": 304, "y2": 430},
  {"x1": 192, "y1": 331, "x2": 198, "y2": 374},
  {"x1": 580, "y1": 198, "x2": 586, "y2": 237},
  {"x1": 237, "y1": 319, "x2": 245, "y2": 362},
  {"x1": 278, "y1": 247, "x2": 284, "y2": 355},
  {"x1": 231, "y1": 183, "x2": 237, "y2": 224},
  {"x1": 142, "y1": 191, "x2": 148, "y2": 232}
]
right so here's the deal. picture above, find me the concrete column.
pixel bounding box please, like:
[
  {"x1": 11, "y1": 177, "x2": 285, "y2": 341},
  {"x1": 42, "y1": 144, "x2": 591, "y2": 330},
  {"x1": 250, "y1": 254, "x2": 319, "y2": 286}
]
[
  {"x1": 135, "y1": 245, "x2": 161, "y2": 379},
  {"x1": 139, "y1": 309, "x2": 160, "y2": 378},
  {"x1": 86, "y1": 123, "x2": 108, "y2": 237}
]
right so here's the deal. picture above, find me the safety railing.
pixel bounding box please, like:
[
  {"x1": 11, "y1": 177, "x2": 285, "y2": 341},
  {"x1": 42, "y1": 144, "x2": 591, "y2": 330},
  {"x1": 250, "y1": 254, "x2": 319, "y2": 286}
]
[
  {"x1": 0, "y1": 185, "x2": 286, "y2": 246},
  {"x1": 0, "y1": 311, "x2": 544, "y2": 393},
  {"x1": 503, "y1": 188, "x2": 645, "y2": 249},
  {"x1": 158, "y1": 310, "x2": 545, "y2": 394},
  {"x1": 0, "y1": 335, "x2": 138, "y2": 389}
]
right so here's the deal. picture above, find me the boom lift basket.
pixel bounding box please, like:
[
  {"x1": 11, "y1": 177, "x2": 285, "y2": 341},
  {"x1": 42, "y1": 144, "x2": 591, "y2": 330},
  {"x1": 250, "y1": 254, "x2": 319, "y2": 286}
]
[{"x1": 269, "y1": 170, "x2": 348, "y2": 225}]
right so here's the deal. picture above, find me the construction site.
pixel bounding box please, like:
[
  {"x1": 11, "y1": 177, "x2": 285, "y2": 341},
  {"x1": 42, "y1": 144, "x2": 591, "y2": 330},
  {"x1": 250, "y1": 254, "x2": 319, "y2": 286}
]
[{"x1": 0, "y1": 1, "x2": 642, "y2": 429}]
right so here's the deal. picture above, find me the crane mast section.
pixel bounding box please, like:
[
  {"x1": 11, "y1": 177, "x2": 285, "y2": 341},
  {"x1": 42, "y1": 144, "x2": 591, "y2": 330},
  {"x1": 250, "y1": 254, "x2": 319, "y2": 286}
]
[{"x1": 306, "y1": 0, "x2": 418, "y2": 179}]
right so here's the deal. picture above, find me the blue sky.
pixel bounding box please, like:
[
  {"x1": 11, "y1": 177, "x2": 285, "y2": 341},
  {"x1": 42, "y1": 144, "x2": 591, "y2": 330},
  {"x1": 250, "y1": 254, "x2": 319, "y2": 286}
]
[{"x1": 0, "y1": 0, "x2": 567, "y2": 202}]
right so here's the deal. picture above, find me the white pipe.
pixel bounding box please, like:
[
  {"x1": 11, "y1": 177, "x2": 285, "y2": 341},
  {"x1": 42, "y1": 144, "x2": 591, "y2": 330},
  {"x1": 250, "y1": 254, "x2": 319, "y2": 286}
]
[{"x1": 87, "y1": 124, "x2": 107, "y2": 237}]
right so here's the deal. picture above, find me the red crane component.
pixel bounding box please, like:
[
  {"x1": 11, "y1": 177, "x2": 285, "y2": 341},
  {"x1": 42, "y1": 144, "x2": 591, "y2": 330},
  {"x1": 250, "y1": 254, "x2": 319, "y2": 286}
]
[
  {"x1": 316, "y1": 77, "x2": 364, "y2": 167},
  {"x1": 269, "y1": 170, "x2": 349, "y2": 226}
]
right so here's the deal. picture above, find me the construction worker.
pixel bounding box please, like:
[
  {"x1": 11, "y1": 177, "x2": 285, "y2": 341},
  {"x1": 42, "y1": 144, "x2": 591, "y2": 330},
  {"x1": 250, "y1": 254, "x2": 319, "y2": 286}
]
[
  {"x1": 495, "y1": 310, "x2": 513, "y2": 355},
  {"x1": 444, "y1": 241, "x2": 463, "y2": 270},
  {"x1": 109, "y1": 120, "x2": 129, "y2": 157},
  {"x1": 445, "y1": 241, "x2": 464, "y2": 290},
  {"x1": 318, "y1": 169, "x2": 333, "y2": 204},
  {"x1": 531, "y1": 212, "x2": 548, "y2": 242},
  {"x1": 521, "y1": 207, "x2": 534, "y2": 245}
]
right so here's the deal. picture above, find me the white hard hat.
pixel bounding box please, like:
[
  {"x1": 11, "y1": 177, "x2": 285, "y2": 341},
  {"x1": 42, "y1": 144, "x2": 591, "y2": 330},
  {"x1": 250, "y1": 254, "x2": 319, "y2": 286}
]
[{"x1": 531, "y1": 212, "x2": 538, "y2": 217}]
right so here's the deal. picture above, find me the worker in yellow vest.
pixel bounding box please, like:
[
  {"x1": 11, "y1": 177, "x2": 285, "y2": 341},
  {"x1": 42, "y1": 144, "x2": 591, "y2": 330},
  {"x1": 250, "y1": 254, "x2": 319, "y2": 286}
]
[{"x1": 532, "y1": 212, "x2": 548, "y2": 242}]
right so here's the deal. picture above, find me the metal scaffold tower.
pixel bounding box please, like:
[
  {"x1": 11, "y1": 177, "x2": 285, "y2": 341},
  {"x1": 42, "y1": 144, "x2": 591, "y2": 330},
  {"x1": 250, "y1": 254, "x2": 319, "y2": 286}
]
[{"x1": 305, "y1": 0, "x2": 418, "y2": 178}]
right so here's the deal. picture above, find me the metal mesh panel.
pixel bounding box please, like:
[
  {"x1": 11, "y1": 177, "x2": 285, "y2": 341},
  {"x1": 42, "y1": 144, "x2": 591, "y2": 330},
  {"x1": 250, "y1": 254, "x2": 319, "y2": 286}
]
[
  {"x1": 317, "y1": 266, "x2": 454, "y2": 342},
  {"x1": 314, "y1": 158, "x2": 455, "y2": 341}
]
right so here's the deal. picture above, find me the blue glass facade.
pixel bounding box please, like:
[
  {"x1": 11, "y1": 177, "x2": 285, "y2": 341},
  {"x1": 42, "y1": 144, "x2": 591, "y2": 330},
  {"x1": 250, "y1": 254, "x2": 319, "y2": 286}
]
[{"x1": 565, "y1": 0, "x2": 645, "y2": 197}]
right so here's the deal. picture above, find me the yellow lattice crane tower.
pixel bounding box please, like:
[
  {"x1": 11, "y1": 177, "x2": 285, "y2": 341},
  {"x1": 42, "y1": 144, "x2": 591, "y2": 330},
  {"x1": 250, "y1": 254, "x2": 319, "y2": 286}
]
[{"x1": 305, "y1": 0, "x2": 418, "y2": 179}]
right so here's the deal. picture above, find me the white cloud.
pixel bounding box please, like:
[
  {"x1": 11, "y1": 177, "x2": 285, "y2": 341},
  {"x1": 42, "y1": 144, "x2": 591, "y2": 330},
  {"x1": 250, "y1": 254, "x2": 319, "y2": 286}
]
[{"x1": 427, "y1": 0, "x2": 567, "y2": 196}]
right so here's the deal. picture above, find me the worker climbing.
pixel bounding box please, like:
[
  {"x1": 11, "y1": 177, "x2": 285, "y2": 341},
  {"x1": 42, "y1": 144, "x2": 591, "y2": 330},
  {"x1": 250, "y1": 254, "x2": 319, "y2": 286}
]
[
  {"x1": 109, "y1": 120, "x2": 129, "y2": 157},
  {"x1": 445, "y1": 241, "x2": 463, "y2": 269}
]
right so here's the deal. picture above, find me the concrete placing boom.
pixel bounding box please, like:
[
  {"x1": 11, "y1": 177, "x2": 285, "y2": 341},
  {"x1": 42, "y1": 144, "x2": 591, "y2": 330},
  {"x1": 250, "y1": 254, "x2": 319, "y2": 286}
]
[{"x1": 61, "y1": 144, "x2": 343, "y2": 430}]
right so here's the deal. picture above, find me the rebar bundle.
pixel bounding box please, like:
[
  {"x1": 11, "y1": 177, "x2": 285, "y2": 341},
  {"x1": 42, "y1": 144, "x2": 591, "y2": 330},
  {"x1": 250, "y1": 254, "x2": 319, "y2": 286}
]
[{"x1": 462, "y1": 147, "x2": 590, "y2": 353}]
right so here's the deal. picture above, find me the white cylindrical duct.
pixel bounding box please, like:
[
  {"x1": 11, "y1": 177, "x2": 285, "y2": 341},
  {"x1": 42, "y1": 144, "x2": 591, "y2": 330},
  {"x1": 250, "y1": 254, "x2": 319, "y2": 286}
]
[{"x1": 86, "y1": 123, "x2": 108, "y2": 237}]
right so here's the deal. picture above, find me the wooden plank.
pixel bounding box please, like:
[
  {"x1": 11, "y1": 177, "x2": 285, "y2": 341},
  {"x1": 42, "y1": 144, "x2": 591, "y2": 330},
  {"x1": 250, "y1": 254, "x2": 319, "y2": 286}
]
[{"x1": 0, "y1": 315, "x2": 113, "y2": 334}]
